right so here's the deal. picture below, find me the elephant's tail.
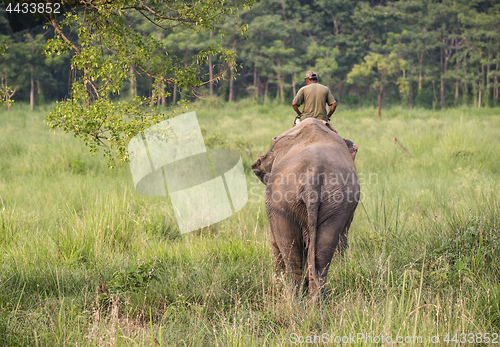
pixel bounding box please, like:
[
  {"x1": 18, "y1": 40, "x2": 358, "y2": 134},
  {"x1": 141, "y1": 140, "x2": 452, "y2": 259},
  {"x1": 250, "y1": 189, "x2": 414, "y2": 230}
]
[{"x1": 307, "y1": 197, "x2": 321, "y2": 290}]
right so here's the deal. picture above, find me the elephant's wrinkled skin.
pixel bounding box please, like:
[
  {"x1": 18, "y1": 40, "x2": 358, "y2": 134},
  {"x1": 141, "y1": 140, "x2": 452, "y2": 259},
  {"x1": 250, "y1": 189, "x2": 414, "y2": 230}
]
[{"x1": 252, "y1": 118, "x2": 360, "y2": 293}]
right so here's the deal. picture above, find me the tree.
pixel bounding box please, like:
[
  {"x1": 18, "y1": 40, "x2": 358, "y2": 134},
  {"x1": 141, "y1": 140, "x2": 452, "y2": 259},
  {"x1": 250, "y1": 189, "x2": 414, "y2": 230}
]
[
  {"x1": 0, "y1": 33, "x2": 7, "y2": 105},
  {"x1": 306, "y1": 43, "x2": 339, "y2": 91},
  {"x1": 460, "y1": 1, "x2": 499, "y2": 107},
  {"x1": 0, "y1": 15, "x2": 17, "y2": 109},
  {"x1": 388, "y1": 0, "x2": 436, "y2": 107},
  {"x1": 261, "y1": 40, "x2": 294, "y2": 103},
  {"x1": 427, "y1": 0, "x2": 467, "y2": 108},
  {"x1": 347, "y1": 52, "x2": 407, "y2": 119},
  {"x1": 23, "y1": 32, "x2": 50, "y2": 110},
  {"x1": 0, "y1": 36, "x2": 22, "y2": 110},
  {"x1": 44, "y1": 0, "x2": 253, "y2": 165},
  {"x1": 313, "y1": 0, "x2": 362, "y2": 103}
]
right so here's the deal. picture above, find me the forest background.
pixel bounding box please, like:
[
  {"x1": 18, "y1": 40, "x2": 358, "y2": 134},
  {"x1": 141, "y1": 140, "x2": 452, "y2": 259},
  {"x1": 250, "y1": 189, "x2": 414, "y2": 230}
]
[{"x1": 1, "y1": 0, "x2": 499, "y2": 115}]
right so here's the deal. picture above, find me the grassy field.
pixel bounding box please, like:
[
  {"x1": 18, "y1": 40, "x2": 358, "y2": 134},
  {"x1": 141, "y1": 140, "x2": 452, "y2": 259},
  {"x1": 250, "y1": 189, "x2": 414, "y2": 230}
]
[{"x1": 0, "y1": 100, "x2": 499, "y2": 346}]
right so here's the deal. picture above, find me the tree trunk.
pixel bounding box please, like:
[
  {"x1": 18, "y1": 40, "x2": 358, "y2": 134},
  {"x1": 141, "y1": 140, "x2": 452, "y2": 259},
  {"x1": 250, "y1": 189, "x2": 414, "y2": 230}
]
[
  {"x1": 440, "y1": 74, "x2": 445, "y2": 108},
  {"x1": 253, "y1": 64, "x2": 258, "y2": 99},
  {"x1": 417, "y1": 52, "x2": 423, "y2": 90},
  {"x1": 264, "y1": 81, "x2": 268, "y2": 104},
  {"x1": 495, "y1": 61, "x2": 498, "y2": 106},
  {"x1": 473, "y1": 79, "x2": 477, "y2": 108},
  {"x1": 432, "y1": 80, "x2": 438, "y2": 105},
  {"x1": 3, "y1": 84, "x2": 16, "y2": 112},
  {"x1": 455, "y1": 81, "x2": 459, "y2": 105},
  {"x1": 157, "y1": 80, "x2": 161, "y2": 106},
  {"x1": 229, "y1": 65, "x2": 235, "y2": 102},
  {"x1": 409, "y1": 71, "x2": 414, "y2": 108},
  {"x1": 332, "y1": 16, "x2": 339, "y2": 36},
  {"x1": 481, "y1": 64, "x2": 485, "y2": 107},
  {"x1": 292, "y1": 72, "x2": 296, "y2": 97},
  {"x1": 277, "y1": 60, "x2": 284, "y2": 103},
  {"x1": 30, "y1": 63, "x2": 34, "y2": 111},
  {"x1": 280, "y1": 0, "x2": 287, "y2": 22},
  {"x1": 486, "y1": 63, "x2": 490, "y2": 107},
  {"x1": 173, "y1": 84, "x2": 177, "y2": 105},
  {"x1": 209, "y1": 55, "x2": 213, "y2": 97},
  {"x1": 150, "y1": 79, "x2": 156, "y2": 106},
  {"x1": 377, "y1": 85, "x2": 383, "y2": 120},
  {"x1": 161, "y1": 82, "x2": 166, "y2": 107},
  {"x1": 253, "y1": 66, "x2": 257, "y2": 99},
  {"x1": 440, "y1": 47, "x2": 444, "y2": 108},
  {"x1": 130, "y1": 65, "x2": 135, "y2": 98},
  {"x1": 463, "y1": 66, "x2": 468, "y2": 106},
  {"x1": 280, "y1": 81, "x2": 284, "y2": 103},
  {"x1": 440, "y1": 41, "x2": 453, "y2": 109}
]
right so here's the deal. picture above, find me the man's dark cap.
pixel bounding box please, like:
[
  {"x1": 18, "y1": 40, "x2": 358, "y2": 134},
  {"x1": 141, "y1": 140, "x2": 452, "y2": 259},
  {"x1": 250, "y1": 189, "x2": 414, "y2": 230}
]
[{"x1": 304, "y1": 71, "x2": 318, "y2": 80}]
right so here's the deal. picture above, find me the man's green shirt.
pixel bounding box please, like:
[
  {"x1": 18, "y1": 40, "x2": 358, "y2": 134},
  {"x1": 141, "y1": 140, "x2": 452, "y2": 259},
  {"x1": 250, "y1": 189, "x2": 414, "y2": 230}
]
[{"x1": 292, "y1": 83, "x2": 336, "y2": 121}]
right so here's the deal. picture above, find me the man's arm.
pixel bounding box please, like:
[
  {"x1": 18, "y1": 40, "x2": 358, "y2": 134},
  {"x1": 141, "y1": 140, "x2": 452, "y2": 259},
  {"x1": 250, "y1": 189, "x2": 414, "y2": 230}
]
[
  {"x1": 292, "y1": 102, "x2": 302, "y2": 117},
  {"x1": 327, "y1": 102, "x2": 337, "y2": 120}
]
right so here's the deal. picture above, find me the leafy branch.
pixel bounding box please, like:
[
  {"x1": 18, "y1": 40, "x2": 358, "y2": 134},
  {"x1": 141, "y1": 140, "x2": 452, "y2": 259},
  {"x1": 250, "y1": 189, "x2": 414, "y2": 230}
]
[{"x1": 43, "y1": 0, "x2": 253, "y2": 166}]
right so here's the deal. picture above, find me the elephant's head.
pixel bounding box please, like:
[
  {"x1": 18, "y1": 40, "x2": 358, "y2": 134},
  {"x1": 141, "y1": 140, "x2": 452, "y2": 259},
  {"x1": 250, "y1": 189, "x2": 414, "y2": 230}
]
[
  {"x1": 252, "y1": 141, "x2": 284, "y2": 184},
  {"x1": 251, "y1": 156, "x2": 270, "y2": 184},
  {"x1": 252, "y1": 130, "x2": 298, "y2": 185}
]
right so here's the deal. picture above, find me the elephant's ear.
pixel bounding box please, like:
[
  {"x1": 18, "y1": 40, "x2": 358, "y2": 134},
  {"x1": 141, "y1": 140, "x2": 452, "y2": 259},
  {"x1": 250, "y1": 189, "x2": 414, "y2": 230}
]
[
  {"x1": 252, "y1": 136, "x2": 287, "y2": 184},
  {"x1": 252, "y1": 157, "x2": 269, "y2": 184},
  {"x1": 343, "y1": 138, "x2": 358, "y2": 161}
]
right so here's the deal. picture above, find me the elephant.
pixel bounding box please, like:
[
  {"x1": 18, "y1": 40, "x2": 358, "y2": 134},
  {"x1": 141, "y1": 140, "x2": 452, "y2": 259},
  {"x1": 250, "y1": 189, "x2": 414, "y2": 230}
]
[{"x1": 252, "y1": 118, "x2": 360, "y2": 294}]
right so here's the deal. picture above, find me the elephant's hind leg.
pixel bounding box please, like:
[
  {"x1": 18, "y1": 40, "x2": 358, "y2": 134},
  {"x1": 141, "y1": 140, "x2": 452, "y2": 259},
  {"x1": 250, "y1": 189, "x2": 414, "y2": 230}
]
[
  {"x1": 309, "y1": 215, "x2": 349, "y2": 293},
  {"x1": 269, "y1": 226, "x2": 285, "y2": 273},
  {"x1": 268, "y1": 211, "x2": 305, "y2": 292},
  {"x1": 337, "y1": 213, "x2": 354, "y2": 256}
]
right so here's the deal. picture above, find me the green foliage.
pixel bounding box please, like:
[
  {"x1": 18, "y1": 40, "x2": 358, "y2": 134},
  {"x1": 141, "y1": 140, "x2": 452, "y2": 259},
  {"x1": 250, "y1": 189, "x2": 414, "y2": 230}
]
[
  {"x1": 431, "y1": 213, "x2": 500, "y2": 273},
  {"x1": 0, "y1": 38, "x2": 6, "y2": 55},
  {"x1": 1, "y1": 0, "x2": 500, "y2": 115},
  {"x1": 348, "y1": 52, "x2": 408, "y2": 117},
  {"x1": 46, "y1": 96, "x2": 186, "y2": 166},
  {"x1": 69, "y1": 158, "x2": 86, "y2": 174},
  {"x1": 348, "y1": 52, "x2": 408, "y2": 92},
  {"x1": 43, "y1": 0, "x2": 254, "y2": 164},
  {"x1": 107, "y1": 260, "x2": 165, "y2": 293},
  {"x1": 1, "y1": 0, "x2": 500, "y2": 120}
]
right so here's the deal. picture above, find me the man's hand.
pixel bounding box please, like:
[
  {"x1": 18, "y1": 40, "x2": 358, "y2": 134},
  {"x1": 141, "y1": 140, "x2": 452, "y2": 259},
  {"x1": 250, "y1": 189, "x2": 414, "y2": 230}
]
[{"x1": 327, "y1": 102, "x2": 337, "y2": 120}]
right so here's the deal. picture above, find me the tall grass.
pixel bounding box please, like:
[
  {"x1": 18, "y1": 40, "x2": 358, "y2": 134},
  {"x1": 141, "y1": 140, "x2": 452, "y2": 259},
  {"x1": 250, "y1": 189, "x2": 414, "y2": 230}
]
[{"x1": 0, "y1": 101, "x2": 499, "y2": 345}]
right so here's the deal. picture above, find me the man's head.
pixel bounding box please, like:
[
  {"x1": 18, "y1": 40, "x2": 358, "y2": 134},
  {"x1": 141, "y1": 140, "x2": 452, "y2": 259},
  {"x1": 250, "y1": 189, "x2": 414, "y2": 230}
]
[{"x1": 305, "y1": 71, "x2": 318, "y2": 84}]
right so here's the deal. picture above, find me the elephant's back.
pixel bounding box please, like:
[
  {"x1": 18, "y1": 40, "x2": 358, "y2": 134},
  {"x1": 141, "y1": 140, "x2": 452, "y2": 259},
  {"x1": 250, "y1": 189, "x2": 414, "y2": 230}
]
[
  {"x1": 269, "y1": 141, "x2": 358, "y2": 199},
  {"x1": 280, "y1": 140, "x2": 354, "y2": 175}
]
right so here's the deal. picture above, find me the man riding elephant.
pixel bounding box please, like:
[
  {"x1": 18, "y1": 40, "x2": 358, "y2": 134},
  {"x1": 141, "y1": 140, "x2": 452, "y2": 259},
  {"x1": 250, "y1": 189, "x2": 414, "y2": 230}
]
[
  {"x1": 292, "y1": 71, "x2": 358, "y2": 161},
  {"x1": 292, "y1": 71, "x2": 337, "y2": 126}
]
